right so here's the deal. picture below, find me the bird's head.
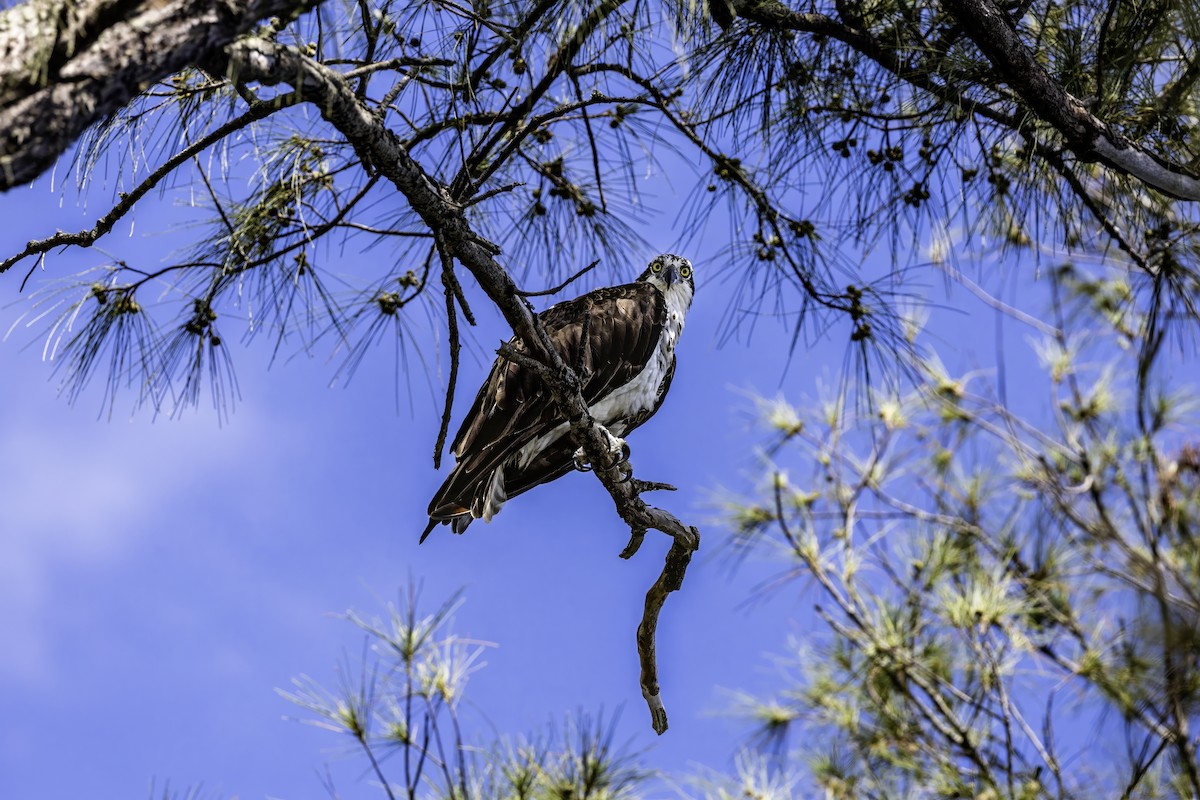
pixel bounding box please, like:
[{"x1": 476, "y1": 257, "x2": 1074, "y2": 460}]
[{"x1": 638, "y1": 253, "x2": 694, "y2": 301}]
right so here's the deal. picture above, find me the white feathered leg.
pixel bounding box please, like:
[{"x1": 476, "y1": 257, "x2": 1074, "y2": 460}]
[{"x1": 572, "y1": 425, "x2": 630, "y2": 472}]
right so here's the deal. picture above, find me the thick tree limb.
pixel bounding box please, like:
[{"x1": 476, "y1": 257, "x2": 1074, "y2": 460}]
[
  {"x1": 734, "y1": 0, "x2": 1200, "y2": 202},
  {"x1": 227, "y1": 37, "x2": 699, "y2": 732},
  {"x1": 0, "y1": 0, "x2": 323, "y2": 190},
  {"x1": 939, "y1": 0, "x2": 1200, "y2": 201}
]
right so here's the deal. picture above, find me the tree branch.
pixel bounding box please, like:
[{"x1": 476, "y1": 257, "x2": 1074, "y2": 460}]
[
  {"x1": 227, "y1": 36, "x2": 700, "y2": 732},
  {"x1": 735, "y1": 0, "x2": 1200, "y2": 201},
  {"x1": 0, "y1": 90, "x2": 299, "y2": 274},
  {"x1": 637, "y1": 539, "x2": 694, "y2": 734},
  {"x1": 940, "y1": 0, "x2": 1200, "y2": 201},
  {"x1": 734, "y1": 1, "x2": 1019, "y2": 131},
  {"x1": 434, "y1": 244, "x2": 459, "y2": 470}
]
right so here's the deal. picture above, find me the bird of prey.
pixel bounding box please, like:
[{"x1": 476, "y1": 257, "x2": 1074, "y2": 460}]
[{"x1": 421, "y1": 254, "x2": 695, "y2": 541}]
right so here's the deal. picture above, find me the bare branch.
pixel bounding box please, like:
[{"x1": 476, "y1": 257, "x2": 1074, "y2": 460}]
[
  {"x1": 517, "y1": 259, "x2": 600, "y2": 298},
  {"x1": 637, "y1": 539, "x2": 695, "y2": 735},
  {"x1": 434, "y1": 243, "x2": 460, "y2": 470}
]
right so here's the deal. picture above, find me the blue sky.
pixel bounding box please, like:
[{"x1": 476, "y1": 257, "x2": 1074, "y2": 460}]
[
  {"x1": 0, "y1": 99, "x2": 1075, "y2": 799},
  {"x1": 0, "y1": 164, "x2": 880, "y2": 798}
]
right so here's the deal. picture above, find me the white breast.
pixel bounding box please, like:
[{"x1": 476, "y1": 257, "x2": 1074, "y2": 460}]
[{"x1": 589, "y1": 281, "x2": 691, "y2": 433}]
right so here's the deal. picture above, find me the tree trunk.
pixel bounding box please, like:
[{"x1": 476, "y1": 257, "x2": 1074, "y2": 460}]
[{"x1": 0, "y1": 0, "x2": 322, "y2": 190}]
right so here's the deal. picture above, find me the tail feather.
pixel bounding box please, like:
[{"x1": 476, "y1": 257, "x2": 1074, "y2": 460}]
[
  {"x1": 419, "y1": 511, "x2": 474, "y2": 543},
  {"x1": 419, "y1": 518, "x2": 440, "y2": 544},
  {"x1": 421, "y1": 445, "x2": 511, "y2": 543}
]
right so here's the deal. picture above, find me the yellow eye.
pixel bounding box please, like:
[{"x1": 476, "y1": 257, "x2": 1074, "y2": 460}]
[
  {"x1": 680, "y1": 265, "x2": 692, "y2": 278},
  {"x1": 651, "y1": 262, "x2": 663, "y2": 273}
]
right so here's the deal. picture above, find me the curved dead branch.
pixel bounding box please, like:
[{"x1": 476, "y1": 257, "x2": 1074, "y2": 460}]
[{"x1": 228, "y1": 36, "x2": 700, "y2": 733}]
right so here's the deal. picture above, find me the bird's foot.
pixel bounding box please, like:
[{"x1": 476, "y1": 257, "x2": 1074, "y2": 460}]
[{"x1": 572, "y1": 427, "x2": 629, "y2": 473}]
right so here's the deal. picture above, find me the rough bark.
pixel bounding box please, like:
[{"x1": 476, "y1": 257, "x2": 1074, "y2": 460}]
[{"x1": 0, "y1": 0, "x2": 322, "y2": 190}]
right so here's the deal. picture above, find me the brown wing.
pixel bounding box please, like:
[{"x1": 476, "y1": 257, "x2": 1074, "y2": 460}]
[
  {"x1": 425, "y1": 281, "x2": 666, "y2": 523},
  {"x1": 499, "y1": 356, "x2": 677, "y2": 501}
]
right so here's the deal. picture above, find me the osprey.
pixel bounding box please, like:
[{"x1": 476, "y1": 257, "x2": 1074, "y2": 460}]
[{"x1": 421, "y1": 254, "x2": 695, "y2": 540}]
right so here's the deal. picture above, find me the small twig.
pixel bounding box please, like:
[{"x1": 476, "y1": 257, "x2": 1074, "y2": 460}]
[
  {"x1": 411, "y1": 710, "x2": 431, "y2": 792},
  {"x1": 518, "y1": 259, "x2": 600, "y2": 298},
  {"x1": 447, "y1": 703, "x2": 470, "y2": 800},
  {"x1": 232, "y1": 81, "x2": 260, "y2": 107},
  {"x1": 423, "y1": 695, "x2": 458, "y2": 796},
  {"x1": 460, "y1": 181, "x2": 523, "y2": 208},
  {"x1": 442, "y1": 261, "x2": 476, "y2": 325},
  {"x1": 355, "y1": 0, "x2": 378, "y2": 98},
  {"x1": 937, "y1": 259, "x2": 1060, "y2": 336},
  {"x1": 495, "y1": 340, "x2": 550, "y2": 377},
  {"x1": 340, "y1": 56, "x2": 457, "y2": 79},
  {"x1": 192, "y1": 156, "x2": 238, "y2": 242},
  {"x1": 357, "y1": 736, "x2": 399, "y2": 800},
  {"x1": 619, "y1": 530, "x2": 645, "y2": 559},
  {"x1": 570, "y1": 71, "x2": 607, "y2": 212},
  {"x1": 434, "y1": 244, "x2": 460, "y2": 469},
  {"x1": 630, "y1": 479, "x2": 677, "y2": 493},
  {"x1": 18, "y1": 252, "x2": 45, "y2": 292}
]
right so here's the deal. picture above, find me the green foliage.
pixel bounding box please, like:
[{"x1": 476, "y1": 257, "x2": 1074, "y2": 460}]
[
  {"x1": 726, "y1": 264, "x2": 1200, "y2": 797},
  {"x1": 281, "y1": 585, "x2": 654, "y2": 799}
]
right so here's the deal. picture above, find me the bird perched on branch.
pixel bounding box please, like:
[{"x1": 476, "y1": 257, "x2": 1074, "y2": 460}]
[{"x1": 421, "y1": 254, "x2": 695, "y2": 541}]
